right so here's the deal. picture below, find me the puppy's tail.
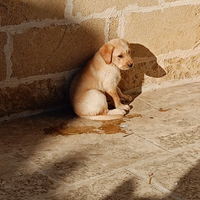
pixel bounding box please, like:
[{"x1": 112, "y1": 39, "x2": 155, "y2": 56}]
[{"x1": 80, "y1": 115, "x2": 124, "y2": 121}]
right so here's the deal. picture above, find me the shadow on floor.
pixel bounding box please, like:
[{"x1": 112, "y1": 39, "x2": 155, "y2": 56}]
[
  {"x1": 101, "y1": 160, "x2": 200, "y2": 200},
  {"x1": 0, "y1": 107, "x2": 200, "y2": 199}
]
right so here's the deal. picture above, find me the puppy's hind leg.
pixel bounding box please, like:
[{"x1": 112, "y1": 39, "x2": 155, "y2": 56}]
[
  {"x1": 79, "y1": 89, "x2": 108, "y2": 116},
  {"x1": 77, "y1": 90, "x2": 126, "y2": 120}
]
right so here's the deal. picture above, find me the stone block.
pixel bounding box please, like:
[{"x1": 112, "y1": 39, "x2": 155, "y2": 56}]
[
  {"x1": 12, "y1": 19, "x2": 105, "y2": 78},
  {"x1": 0, "y1": 77, "x2": 69, "y2": 117},
  {"x1": 0, "y1": 0, "x2": 66, "y2": 26},
  {"x1": 0, "y1": 32, "x2": 7, "y2": 81},
  {"x1": 160, "y1": 54, "x2": 200, "y2": 82},
  {"x1": 73, "y1": 0, "x2": 158, "y2": 16},
  {"x1": 124, "y1": 5, "x2": 200, "y2": 55},
  {"x1": 127, "y1": 53, "x2": 200, "y2": 89}
]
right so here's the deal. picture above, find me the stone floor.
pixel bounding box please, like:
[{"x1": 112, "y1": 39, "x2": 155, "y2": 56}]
[{"x1": 1, "y1": 81, "x2": 200, "y2": 200}]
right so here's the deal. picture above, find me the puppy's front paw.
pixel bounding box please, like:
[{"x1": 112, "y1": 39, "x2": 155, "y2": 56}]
[
  {"x1": 118, "y1": 104, "x2": 130, "y2": 111},
  {"x1": 123, "y1": 104, "x2": 131, "y2": 111}
]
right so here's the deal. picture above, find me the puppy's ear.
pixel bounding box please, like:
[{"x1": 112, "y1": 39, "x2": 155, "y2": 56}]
[{"x1": 99, "y1": 43, "x2": 114, "y2": 64}]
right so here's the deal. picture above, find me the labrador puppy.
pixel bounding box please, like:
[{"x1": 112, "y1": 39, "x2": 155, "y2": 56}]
[{"x1": 70, "y1": 38, "x2": 133, "y2": 120}]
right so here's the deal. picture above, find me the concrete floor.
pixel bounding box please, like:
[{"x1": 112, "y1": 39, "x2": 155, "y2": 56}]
[{"x1": 1, "y1": 81, "x2": 200, "y2": 200}]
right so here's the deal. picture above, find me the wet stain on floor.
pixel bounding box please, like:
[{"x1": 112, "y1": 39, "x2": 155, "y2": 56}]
[
  {"x1": 44, "y1": 114, "x2": 142, "y2": 136},
  {"x1": 126, "y1": 114, "x2": 142, "y2": 119},
  {"x1": 98, "y1": 119, "x2": 126, "y2": 134}
]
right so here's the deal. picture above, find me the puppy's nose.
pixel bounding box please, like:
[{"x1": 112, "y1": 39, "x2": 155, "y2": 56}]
[{"x1": 128, "y1": 63, "x2": 133, "y2": 68}]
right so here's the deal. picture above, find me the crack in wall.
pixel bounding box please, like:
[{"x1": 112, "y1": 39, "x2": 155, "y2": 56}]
[{"x1": 43, "y1": 25, "x2": 68, "y2": 64}]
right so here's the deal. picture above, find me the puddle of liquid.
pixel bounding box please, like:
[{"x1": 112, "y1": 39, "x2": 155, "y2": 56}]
[
  {"x1": 159, "y1": 108, "x2": 171, "y2": 112},
  {"x1": 99, "y1": 119, "x2": 126, "y2": 134},
  {"x1": 44, "y1": 114, "x2": 142, "y2": 136}
]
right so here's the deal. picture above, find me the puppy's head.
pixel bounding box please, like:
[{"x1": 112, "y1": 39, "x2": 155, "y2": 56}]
[{"x1": 99, "y1": 38, "x2": 133, "y2": 70}]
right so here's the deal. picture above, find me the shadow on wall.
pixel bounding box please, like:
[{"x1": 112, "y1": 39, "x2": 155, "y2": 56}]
[
  {"x1": 119, "y1": 43, "x2": 166, "y2": 97},
  {"x1": 0, "y1": 1, "x2": 166, "y2": 118},
  {"x1": 0, "y1": 0, "x2": 105, "y2": 117}
]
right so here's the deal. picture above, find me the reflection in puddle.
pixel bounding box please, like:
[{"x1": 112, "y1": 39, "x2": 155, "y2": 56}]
[{"x1": 44, "y1": 114, "x2": 142, "y2": 135}]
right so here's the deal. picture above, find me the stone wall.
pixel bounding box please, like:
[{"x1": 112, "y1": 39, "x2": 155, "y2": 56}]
[{"x1": 0, "y1": 0, "x2": 200, "y2": 119}]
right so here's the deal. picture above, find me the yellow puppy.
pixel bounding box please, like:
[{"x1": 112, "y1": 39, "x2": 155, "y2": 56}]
[{"x1": 70, "y1": 38, "x2": 133, "y2": 120}]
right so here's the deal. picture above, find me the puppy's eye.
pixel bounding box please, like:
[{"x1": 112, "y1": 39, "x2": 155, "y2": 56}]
[
  {"x1": 118, "y1": 55, "x2": 123, "y2": 58},
  {"x1": 128, "y1": 50, "x2": 131, "y2": 54}
]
